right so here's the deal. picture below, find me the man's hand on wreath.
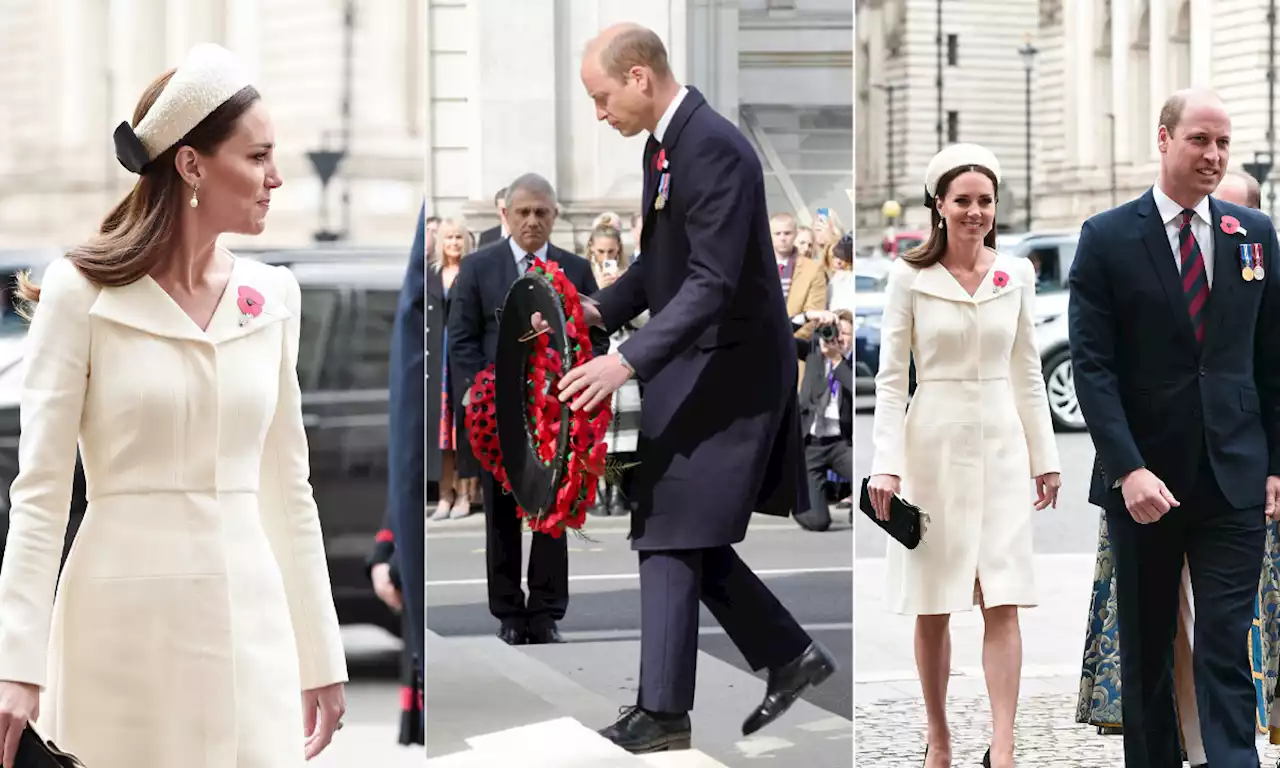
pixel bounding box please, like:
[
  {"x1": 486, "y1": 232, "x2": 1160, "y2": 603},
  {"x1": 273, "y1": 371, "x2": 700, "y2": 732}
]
[
  {"x1": 530, "y1": 300, "x2": 603, "y2": 336},
  {"x1": 558, "y1": 353, "x2": 633, "y2": 412}
]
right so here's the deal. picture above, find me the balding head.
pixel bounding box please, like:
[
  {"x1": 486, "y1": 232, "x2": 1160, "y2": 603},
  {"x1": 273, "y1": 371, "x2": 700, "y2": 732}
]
[
  {"x1": 1159, "y1": 88, "x2": 1228, "y2": 137},
  {"x1": 587, "y1": 23, "x2": 672, "y2": 83},
  {"x1": 1216, "y1": 170, "x2": 1262, "y2": 209}
]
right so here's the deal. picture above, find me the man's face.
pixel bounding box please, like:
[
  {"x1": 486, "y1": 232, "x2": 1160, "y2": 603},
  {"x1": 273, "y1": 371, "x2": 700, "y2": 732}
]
[
  {"x1": 770, "y1": 218, "x2": 797, "y2": 257},
  {"x1": 837, "y1": 319, "x2": 852, "y2": 356},
  {"x1": 581, "y1": 54, "x2": 651, "y2": 138},
  {"x1": 426, "y1": 219, "x2": 439, "y2": 235},
  {"x1": 502, "y1": 187, "x2": 557, "y2": 253},
  {"x1": 1215, "y1": 174, "x2": 1253, "y2": 208},
  {"x1": 1159, "y1": 100, "x2": 1231, "y2": 200}
]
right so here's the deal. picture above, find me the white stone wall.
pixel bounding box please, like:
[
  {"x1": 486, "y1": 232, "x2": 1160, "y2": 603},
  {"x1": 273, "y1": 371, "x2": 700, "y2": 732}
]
[
  {"x1": 0, "y1": 0, "x2": 424, "y2": 249},
  {"x1": 427, "y1": 0, "x2": 853, "y2": 252}
]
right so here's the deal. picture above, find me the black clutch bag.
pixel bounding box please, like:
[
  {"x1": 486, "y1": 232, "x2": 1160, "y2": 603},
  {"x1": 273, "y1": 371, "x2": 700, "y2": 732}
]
[
  {"x1": 15, "y1": 724, "x2": 84, "y2": 767},
  {"x1": 859, "y1": 477, "x2": 924, "y2": 549}
]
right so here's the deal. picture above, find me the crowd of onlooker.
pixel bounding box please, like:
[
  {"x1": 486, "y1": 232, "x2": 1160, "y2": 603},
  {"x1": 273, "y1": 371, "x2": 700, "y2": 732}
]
[{"x1": 425, "y1": 185, "x2": 853, "y2": 528}]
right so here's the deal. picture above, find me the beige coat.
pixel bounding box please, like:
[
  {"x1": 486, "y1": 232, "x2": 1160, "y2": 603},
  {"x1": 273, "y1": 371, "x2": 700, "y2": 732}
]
[
  {"x1": 871, "y1": 253, "x2": 1059, "y2": 615},
  {"x1": 0, "y1": 255, "x2": 348, "y2": 766}
]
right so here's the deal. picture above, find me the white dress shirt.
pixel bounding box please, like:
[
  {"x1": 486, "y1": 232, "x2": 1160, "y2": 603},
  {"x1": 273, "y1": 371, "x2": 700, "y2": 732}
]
[
  {"x1": 653, "y1": 86, "x2": 690, "y2": 143},
  {"x1": 1152, "y1": 183, "x2": 1215, "y2": 288},
  {"x1": 507, "y1": 237, "x2": 549, "y2": 273}
]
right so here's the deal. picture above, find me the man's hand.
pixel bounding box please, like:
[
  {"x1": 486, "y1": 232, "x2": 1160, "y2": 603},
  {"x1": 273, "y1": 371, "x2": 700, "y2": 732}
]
[
  {"x1": 1034, "y1": 472, "x2": 1062, "y2": 510},
  {"x1": 530, "y1": 298, "x2": 603, "y2": 336},
  {"x1": 371, "y1": 562, "x2": 402, "y2": 613},
  {"x1": 557, "y1": 354, "x2": 633, "y2": 412},
  {"x1": 1266, "y1": 475, "x2": 1280, "y2": 520},
  {"x1": 1120, "y1": 467, "x2": 1179, "y2": 524}
]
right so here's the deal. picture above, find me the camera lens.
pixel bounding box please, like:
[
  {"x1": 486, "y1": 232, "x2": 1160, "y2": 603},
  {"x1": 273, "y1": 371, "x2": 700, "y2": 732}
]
[{"x1": 817, "y1": 323, "x2": 838, "y2": 341}]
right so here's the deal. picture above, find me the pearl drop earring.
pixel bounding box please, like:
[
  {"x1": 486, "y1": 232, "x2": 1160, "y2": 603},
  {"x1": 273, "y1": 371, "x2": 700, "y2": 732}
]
[{"x1": 189, "y1": 187, "x2": 199, "y2": 209}]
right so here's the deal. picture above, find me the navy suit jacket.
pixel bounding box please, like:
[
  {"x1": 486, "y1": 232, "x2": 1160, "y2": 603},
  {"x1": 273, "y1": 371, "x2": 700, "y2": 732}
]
[
  {"x1": 387, "y1": 205, "x2": 426, "y2": 668},
  {"x1": 1068, "y1": 189, "x2": 1280, "y2": 511},
  {"x1": 592, "y1": 86, "x2": 808, "y2": 549},
  {"x1": 446, "y1": 240, "x2": 608, "y2": 431}
]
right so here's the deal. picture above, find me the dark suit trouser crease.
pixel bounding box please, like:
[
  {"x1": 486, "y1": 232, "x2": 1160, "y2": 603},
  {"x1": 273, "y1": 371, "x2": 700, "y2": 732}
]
[
  {"x1": 796, "y1": 435, "x2": 851, "y2": 531},
  {"x1": 637, "y1": 546, "x2": 812, "y2": 713},
  {"x1": 1108, "y1": 457, "x2": 1264, "y2": 768},
  {"x1": 481, "y1": 470, "x2": 568, "y2": 629}
]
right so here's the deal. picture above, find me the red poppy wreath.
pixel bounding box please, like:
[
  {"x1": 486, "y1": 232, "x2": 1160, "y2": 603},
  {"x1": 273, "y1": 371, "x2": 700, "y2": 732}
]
[{"x1": 464, "y1": 258, "x2": 613, "y2": 537}]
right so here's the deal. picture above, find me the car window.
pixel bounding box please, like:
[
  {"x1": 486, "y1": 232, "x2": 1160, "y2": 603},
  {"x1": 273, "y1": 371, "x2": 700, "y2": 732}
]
[
  {"x1": 297, "y1": 285, "x2": 342, "y2": 391},
  {"x1": 344, "y1": 288, "x2": 399, "y2": 390},
  {"x1": 855, "y1": 274, "x2": 885, "y2": 291}
]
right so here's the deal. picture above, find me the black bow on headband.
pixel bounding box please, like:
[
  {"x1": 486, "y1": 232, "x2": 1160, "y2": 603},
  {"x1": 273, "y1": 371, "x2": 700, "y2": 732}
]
[{"x1": 113, "y1": 121, "x2": 150, "y2": 175}]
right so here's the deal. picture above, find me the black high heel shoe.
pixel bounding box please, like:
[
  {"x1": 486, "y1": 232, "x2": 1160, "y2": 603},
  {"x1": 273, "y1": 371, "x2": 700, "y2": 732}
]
[{"x1": 981, "y1": 747, "x2": 991, "y2": 768}]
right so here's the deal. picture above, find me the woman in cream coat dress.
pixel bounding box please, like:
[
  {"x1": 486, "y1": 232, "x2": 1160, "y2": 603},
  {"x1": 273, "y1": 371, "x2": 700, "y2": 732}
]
[
  {"x1": 867, "y1": 144, "x2": 1061, "y2": 768},
  {"x1": 0, "y1": 45, "x2": 347, "y2": 767}
]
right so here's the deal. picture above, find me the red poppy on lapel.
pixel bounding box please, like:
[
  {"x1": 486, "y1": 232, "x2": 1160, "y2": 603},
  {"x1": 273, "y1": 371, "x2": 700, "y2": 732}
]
[
  {"x1": 992, "y1": 270, "x2": 1010, "y2": 288},
  {"x1": 653, "y1": 148, "x2": 666, "y2": 171},
  {"x1": 237, "y1": 285, "x2": 265, "y2": 325},
  {"x1": 1221, "y1": 215, "x2": 1245, "y2": 236}
]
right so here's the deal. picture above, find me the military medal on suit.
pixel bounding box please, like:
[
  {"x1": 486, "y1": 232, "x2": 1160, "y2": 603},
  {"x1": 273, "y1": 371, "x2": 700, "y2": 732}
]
[{"x1": 1241, "y1": 242, "x2": 1265, "y2": 281}]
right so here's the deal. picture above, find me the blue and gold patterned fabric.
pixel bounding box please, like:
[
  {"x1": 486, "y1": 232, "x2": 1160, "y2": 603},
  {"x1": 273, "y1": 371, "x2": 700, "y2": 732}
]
[{"x1": 1077, "y1": 513, "x2": 1280, "y2": 738}]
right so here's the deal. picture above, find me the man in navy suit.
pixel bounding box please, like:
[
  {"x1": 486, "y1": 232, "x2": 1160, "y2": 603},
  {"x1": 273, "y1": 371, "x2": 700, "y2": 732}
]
[
  {"x1": 1069, "y1": 88, "x2": 1280, "y2": 767},
  {"x1": 551, "y1": 24, "x2": 836, "y2": 753},
  {"x1": 388, "y1": 204, "x2": 426, "y2": 696},
  {"x1": 447, "y1": 174, "x2": 608, "y2": 646}
]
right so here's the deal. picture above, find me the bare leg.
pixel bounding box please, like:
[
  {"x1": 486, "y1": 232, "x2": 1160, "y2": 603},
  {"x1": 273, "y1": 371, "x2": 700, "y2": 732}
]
[
  {"x1": 916, "y1": 613, "x2": 952, "y2": 767},
  {"x1": 432, "y1": 450, "x2": 458, "y2": 519},
  {"x1": 979, "y1": 584, "x2": 1021, "y2": 768}
]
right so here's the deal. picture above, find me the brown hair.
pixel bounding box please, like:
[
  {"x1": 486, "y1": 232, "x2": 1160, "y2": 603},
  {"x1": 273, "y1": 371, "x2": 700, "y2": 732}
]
[
  {"x1": 600, "y1": 26, "x2": 672, "y2": 82},
  {"x1": 835, "y1": 308, "x2": 854, "y2": 325},
  {"x1": 16, "y1": 70, "x2": 260, "y2": 315},
  {"x1": 586, "y1": 225, "x2": 626, "y2": 268},
  {"x1": 901, "y1": 164, "x2": 999, "y2": 268}
]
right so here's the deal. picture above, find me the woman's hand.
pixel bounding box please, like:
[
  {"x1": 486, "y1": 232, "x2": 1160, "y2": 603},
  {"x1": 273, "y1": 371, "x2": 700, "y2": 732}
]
[
  {"x1": 371, "y1": 562, "x2": 402, "y2": 613},
  {"x1": 302, "y1": 682, "x2": 347, "y2": 759},
  {"x1": 1035, "y1": 472, "x2": 1062, "y2": 511},
  {"x1": 600, "y1": 272, "x2": 617, "y2": 288},
  {"x1": 0, "y1": 680, "x2": 39, "y2": 767},
  {"x1": 867, "y1": 474, "x2": 901, "y2": 521}
]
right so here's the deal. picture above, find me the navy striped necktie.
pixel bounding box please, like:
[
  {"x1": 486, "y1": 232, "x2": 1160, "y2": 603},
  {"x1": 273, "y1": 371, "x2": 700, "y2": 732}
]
[{"x1": 1178, "y1": 209, "x2": 1210, "y2": 344}]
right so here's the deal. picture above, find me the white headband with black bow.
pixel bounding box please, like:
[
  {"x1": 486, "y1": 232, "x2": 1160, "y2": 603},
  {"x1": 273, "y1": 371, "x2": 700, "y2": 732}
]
[{"x1": 113, "y1": 43, "x2": 252, "y2": 174}]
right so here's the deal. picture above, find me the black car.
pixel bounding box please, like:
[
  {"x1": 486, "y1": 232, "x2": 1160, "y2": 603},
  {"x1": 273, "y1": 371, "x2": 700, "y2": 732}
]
[{"x1": 0, "y1": 250, "x2": 408, "y2": 638}]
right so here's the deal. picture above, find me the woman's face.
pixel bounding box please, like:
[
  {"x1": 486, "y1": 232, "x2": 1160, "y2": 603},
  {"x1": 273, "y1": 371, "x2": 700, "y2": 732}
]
[
  {"x1": 937, "y1": 171, "x2": 995, "y2": 244},
  {"x1": 590, "y1": 236, "x2": 621, "y2": 263},
  {"x1": 188, "y1": 101, "x2": 282, "y2": 236},
  {"x1": 795, "y1": 229, "x2": 814, "y2": 256},
  {"x1": 438, "y1": 222, "x2": 466, "y2": 261}
]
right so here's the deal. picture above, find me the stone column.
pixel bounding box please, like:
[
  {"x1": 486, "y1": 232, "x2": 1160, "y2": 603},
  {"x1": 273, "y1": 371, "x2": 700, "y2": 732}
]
[
  {"x1": 1190, "y1": 0, "x2": 1212, "y2": 84},
  {"x1": 687, "y1": 0, "x2": 739, "y2": 125},
  {"x1": 1110, "y1": 0, "x2": 1129, "y2": 164},
  {"x1": 1069, "y1": 0, "x2": 1096, "y2": 166},
  {"x1": 1148, "y1": 0, "x2": 1168, "y2": 162}
]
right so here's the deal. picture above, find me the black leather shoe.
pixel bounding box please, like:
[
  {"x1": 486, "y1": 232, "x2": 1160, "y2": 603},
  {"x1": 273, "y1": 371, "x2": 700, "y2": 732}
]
[
  {"x1": 742, "y1": 641, "x2": 837, "y2": 735},
  {"x1": 599, "y1": 706, "x2": 691, "y2": 753},
  {"x1": 982, "y1": 747, "x2": 990, "y2": 768},
  {"x1": 497, "y1": 621, "x2": 526, "y2": 645},
  {"x1": 526, "y1": 623, "x2": 564, "y2": 644}
]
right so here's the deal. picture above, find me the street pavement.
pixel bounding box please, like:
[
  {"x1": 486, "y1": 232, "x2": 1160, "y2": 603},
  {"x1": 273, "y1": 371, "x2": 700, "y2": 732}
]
[
  {"x1": 310, "y1": 625, "x2": 422, "y2": 766},
  {"x1": 426, "y1": 508, "x2": 854, "y2": 766},
  {"x1": 854, "y1": 412, "x2": 1280, "y2": 766}
]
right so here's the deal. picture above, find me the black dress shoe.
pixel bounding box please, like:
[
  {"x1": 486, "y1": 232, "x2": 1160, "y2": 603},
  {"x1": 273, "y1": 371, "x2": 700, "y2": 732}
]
[
  {"x1": 526, "y1": 623, "x2": 564, "y2": 644},
  {"x1": 982, "y1": 747, "x2": 990, "y2": 768},
  {"x1": 742, "y1": 641, "x2": 837, "y2": 735},
  {"x1": 599, "y1": 706, "x2": 691, "y2": 753},
  {"x1": 497, "y1": 622, "x2": 526, "y2": 645}
]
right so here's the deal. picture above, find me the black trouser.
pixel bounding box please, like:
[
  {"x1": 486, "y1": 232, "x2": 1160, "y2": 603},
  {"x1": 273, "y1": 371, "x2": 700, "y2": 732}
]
[
  {"x1": 1108, "y1": 457, "x2": 1264, "y2": 768},
  {"x1": 481, "y1": 471, "x2": 568, "y2": 630},
  {"x1": 637, "y1": 546, "x2": 811, "y2": 713},
  {"x1": 795, "y1": 434, "x2": 851, "y2": 532}
]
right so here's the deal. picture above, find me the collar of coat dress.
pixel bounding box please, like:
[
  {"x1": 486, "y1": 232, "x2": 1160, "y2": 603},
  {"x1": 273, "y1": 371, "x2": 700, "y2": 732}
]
[
  {"x1": 908, "y1": 251, "x2": 1028, "y2": 305},
  {"x1": 88, "y1": 254, "x2": 293, "y2": 345}
]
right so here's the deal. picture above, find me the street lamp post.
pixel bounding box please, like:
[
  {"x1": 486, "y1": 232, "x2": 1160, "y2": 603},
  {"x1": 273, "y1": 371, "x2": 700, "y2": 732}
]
[
  {"x1": 1019, "y1": 36, "x2": 1039, "y2": 232},
  {"x1": 874, "y1": 84, "x2": 898, "y2": 202}
]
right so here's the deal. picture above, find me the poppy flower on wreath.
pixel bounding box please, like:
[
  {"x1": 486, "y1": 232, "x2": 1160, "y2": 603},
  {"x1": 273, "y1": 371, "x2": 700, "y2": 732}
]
[{"x1": 992, "y1": 270, "x2": 1010, "y2": 289}]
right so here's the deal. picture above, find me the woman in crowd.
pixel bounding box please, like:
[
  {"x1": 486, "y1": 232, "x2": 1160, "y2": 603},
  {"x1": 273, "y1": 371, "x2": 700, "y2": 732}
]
[
  {"x1": 429, "y1": 216, "x2": 478, "y2": 521},
  {"x1": 866, "y1": 144, "x2": 1060, "y2": 768}
]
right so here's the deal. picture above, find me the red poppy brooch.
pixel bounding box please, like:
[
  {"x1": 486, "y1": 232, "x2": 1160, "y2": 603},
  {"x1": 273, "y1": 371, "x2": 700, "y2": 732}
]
[{"x1": 236, "y1": 285, "x2": 265, "y2": 326}]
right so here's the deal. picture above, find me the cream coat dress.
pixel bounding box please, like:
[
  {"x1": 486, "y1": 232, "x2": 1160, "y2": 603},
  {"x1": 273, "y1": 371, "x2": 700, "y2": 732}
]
[
  {"x1": 0, "y1": 254, "x2": 348, "y2": 766},
  {"x1": 871, "y1": 252, "x2": 1059, "y2": 615}
]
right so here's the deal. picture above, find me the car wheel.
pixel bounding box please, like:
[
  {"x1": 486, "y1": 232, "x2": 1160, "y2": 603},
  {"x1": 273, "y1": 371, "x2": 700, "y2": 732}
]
[{"x1": 1043, "y1": 348, "x2": 1087, "y2": 432}]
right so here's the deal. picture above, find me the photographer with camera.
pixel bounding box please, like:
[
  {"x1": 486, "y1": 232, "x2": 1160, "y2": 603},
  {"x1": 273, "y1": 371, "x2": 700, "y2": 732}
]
[{"x1": 791, "y1": 308, "x2": 854, "y2": 532}]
